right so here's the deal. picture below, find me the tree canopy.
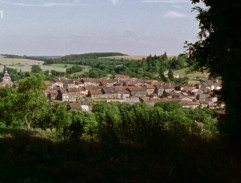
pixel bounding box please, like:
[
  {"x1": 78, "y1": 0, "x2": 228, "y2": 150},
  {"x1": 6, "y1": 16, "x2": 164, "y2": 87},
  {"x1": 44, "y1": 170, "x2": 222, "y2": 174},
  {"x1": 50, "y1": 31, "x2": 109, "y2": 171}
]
[{"x1": 186, "y1": 0, "x2": 241, "y2": 141}]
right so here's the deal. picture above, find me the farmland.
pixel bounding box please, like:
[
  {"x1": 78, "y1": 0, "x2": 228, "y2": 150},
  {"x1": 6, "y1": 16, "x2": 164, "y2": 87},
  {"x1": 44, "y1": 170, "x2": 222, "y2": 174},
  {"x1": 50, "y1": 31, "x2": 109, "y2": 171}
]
[{"x1": 0, "y1": 55, "x2": 72, "y2": 73}]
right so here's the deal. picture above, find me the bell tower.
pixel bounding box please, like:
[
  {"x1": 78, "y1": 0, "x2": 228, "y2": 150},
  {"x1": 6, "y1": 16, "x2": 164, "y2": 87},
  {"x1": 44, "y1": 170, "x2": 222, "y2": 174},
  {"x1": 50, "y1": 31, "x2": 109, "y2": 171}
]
[{"x1": 1, "y1": 66, "x2": 12, "y2": 87}]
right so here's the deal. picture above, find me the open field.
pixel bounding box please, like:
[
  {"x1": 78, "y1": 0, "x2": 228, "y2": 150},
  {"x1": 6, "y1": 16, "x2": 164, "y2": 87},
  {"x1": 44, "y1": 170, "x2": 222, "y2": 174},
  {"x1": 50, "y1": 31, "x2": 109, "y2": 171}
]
[
  {"x1": 0, "y1": 55, "x2": 44, "y2": 65},
  {"x1": 69, "y1": 66, "x2": 91, "y2": 76},
  {"x1": 174, "y1": 67, "x2": 210, "y2": 84},
  {"x1": 0, "y1": 55, "x2": 86, "y2": 73}
]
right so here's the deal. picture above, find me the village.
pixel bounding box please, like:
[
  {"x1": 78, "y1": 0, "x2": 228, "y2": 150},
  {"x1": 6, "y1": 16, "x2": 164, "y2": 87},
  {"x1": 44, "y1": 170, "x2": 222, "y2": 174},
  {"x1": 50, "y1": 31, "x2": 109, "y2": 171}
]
[{"x1": 40, "y1": 74, "x2": 223, "y2": 112}]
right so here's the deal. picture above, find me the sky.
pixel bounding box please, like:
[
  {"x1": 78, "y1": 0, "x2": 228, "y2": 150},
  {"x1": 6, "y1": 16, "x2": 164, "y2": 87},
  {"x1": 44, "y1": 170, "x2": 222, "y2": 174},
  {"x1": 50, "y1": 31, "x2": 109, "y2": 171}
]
[{"x1": 0, "y1": 0, "x2": 202, "y2": 56}]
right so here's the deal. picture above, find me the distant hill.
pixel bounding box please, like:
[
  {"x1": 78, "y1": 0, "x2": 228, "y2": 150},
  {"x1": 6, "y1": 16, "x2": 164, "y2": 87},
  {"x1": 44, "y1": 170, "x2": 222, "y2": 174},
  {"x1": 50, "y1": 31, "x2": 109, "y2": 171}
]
[
  {"x1": 44, "y1": 52, "x2": 129, "y2": 65},
  {"x1": 29, "y1": 56, "x2": 63, "y2": 59},
  {"x1": 1, "y1": 54, "x2": 25, "y2": 59},
  {"x1": 61, "y1": 52, "x2": 127, "y2": 59}
]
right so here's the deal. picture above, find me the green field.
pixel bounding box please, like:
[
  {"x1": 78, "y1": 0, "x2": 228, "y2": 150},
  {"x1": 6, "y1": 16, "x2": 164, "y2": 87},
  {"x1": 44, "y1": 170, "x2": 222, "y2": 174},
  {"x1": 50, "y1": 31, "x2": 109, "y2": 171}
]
[
  {"x1": 0, "y1": 55, "x2": 88, "y2": 73},
  {"x1": 174, "y1": 67, "x2": 210, "y2": 84}
]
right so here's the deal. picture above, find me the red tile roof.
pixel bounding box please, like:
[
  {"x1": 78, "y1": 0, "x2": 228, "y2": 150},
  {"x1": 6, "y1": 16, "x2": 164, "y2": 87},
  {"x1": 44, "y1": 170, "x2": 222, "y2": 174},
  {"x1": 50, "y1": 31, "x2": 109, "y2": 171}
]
[
  {"x1": 69, "y1": 103, "x2": 82, "y2": 109},
  {"x1": 145, "y1": 85, "x2": 155, "y2": 89},
  {"x1": 89, "y1": 89, "x2": 102, "y2": 95},
  {"x1": 127, "y1": 87, "x2": 146, "y2": 91}
]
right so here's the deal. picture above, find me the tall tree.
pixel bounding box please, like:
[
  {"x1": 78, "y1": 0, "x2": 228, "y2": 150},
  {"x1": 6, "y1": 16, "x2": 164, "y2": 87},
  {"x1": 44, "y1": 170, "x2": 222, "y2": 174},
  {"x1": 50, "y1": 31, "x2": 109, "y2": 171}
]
[
  {"x1": 0, "y1": 88, "x2": 20, "y2": 127},
  {"x1": 168, "y1": 68, "x2": 174, "y2": 80},
  {"x1": 186, "y1": 0, "x2": 241, "y2": 141},
  {"x1": 16, "y1": 74, "x2": 48, "y2": 129}
]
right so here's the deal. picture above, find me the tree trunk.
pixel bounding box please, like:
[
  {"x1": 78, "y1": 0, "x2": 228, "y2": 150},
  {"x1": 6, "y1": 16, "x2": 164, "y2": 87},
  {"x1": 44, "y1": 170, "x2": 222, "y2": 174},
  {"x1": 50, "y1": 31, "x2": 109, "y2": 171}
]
[{"x1": 24, "y1": 115, "x2": 31, "y2": 130}]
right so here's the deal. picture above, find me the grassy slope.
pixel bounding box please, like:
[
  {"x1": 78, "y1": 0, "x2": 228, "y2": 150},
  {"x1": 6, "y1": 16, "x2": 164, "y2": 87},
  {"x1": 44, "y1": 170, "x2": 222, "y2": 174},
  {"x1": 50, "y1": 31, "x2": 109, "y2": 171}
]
[{"x1": 174, "y1": 67, "x2": 210, "y2": 84}]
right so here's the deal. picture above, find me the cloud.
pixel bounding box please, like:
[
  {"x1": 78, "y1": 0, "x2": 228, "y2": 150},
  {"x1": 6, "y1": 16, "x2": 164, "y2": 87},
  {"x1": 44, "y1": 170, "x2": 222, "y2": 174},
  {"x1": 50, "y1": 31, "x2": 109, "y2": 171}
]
[
  {"x1": 143, "y1": 0, "x2": 189, "y2": 3},
  {"x1": 108, "y1": 0, "x2": 119, "y2": 5},
  {"x1": 164, "y1": 11, "x2": 186, "y2": 18},
  {"x1": 0, "y1": 1, "x2": 86, "y2": 7}
]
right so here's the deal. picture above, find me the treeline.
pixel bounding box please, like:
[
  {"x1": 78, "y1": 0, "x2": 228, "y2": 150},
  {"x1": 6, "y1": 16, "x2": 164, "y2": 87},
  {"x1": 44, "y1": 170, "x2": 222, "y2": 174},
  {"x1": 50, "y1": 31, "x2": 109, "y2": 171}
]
[
  {"x1": 1, "y1": 54, "x2": 24, "y2": 59},
  {"x1": 44, "y1": 52, "x2": 127, "y2": 65},
  {"x1": 66, "y1": 65, "x2": 83, "y2": 75},
  {"x1": 1, "y1": 54, "x2": 49, "y2": 62}
]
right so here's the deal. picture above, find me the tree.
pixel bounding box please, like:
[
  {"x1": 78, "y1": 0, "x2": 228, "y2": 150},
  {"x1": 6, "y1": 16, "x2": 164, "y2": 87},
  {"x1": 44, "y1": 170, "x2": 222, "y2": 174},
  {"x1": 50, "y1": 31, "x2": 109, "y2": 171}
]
[
  {"x1": 159, "y1": 68, "x2": 168, "y2": 82},
  {"x1": 16, "y1": 74, "x2": 49, "y2": 129},
  {"x1": 168, "y1": 68, "x2": 174, "y2": 80},
  {"x1": 155, "y1": 101, "x2": 182, "y2": 112},
  {"x1": 186, "y1": 0, "x2": 241, "y2": 141},
  {"x1": 31, "y1": 65, "x2": 42, "y2": 73},
  {"x1": 0, "y1": 88, "x2": 21, "y2": 127}
]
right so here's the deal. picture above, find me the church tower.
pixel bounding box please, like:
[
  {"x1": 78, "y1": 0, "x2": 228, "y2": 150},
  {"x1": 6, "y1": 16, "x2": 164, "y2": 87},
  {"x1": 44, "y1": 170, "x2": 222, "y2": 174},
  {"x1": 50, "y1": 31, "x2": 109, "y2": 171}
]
[{"x1": 1, "y1": 66, "x2": 12, "y2": 87}]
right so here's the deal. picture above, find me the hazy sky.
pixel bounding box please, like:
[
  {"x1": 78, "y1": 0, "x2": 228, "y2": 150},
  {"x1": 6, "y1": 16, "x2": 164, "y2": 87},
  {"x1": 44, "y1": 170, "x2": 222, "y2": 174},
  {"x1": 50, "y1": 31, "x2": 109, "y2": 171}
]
[{"x1": 0, "y1": 0, "x2": 202, "y2": 56}]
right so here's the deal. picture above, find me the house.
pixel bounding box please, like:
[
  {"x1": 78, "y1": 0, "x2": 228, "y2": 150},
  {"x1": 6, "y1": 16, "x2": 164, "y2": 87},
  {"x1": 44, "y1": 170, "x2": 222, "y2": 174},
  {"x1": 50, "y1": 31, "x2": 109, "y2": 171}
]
[
  {"x1": 200, "y1": 80, "x2": 222, "y2": 91},
  {"x1": 45, "y1": 89, "x2": 58, "y2": 100},
  {"x1": 144, "y1": 85, "x2": 155, "y2": 95},
  {"x1": 182, "y1": 85, "x2": 195, "y2": 91},
  {"x1": 163, "y1": 84, "x2": 175, "y2": 93},
  {"x1": 99, "y1": 78, "x2": 117, "y2": 87},
  {"x1": 67, "y1": 80, "x2": 76, "y2": 88},
  {"x1": 122, "y1": 97, "x2": 140, "y2": 104},
  {"x1": 116, "y1": 89, "x2": 130, "y2": 99},
  {"x1": 206, "y1": 97, "x2": 218, "y2": 103},
  {"x1": 54, "y1": 77, "x2": 71, "y2": 88},
  {"x1": 141, "y1": 80, "x2": 160, "y2": 86},
  {"x1": 57, "y1": 87, "x2": 83, "y2": 102},
  {"x1": 67, "y1": 102, "x2": 92, "y2": 112},
  {"x1": 66, "y1": 88, "x2": 83, "y2": 102},
  {"x1": 80, "y1": 102, "x2": 92, "y2": 112},
  {"x1": 68, "y1": 103, "x2": 83, "y2": 110},
  {"x1": 196, "y1": 93, "x2": 209, "y2": 101},
  {"x1": 58, "y1": 88, "x2": 69, "y2": 101},
  {"x1": 200, "y1": 101, "x2": 209, "y2": 108},
  {"x1": 79, "y1": 87, "x2": 88, "y2": 96},
  {"x1": 127, "y1": 87, "x2": 146, "y2": 97},
  {"x1": 101, "y1": 87, "x2": 118, "y2": 99},
  {"x1": 88, "y1": 89, "x2": 104, "y2": 99},
  {"x1": 179, "y1": 101, "x2": 200, "y2": 109},
  {"x1": 154, "y1": 85, "x2": 165, "y2": 96},
  {"x1": 169, "y1": 91, "x2": 183, "y2": 99},
  {"x1": 81, "y1": 78, "x2": 100, "y2": 86},
  {"x1": 154, "y1": 84, "x2": 174, "y2": 97}
]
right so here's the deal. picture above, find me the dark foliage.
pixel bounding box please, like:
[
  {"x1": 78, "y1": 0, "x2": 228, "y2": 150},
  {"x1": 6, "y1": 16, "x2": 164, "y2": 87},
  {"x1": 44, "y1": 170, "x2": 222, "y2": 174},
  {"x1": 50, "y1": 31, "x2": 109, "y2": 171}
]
[{"x1": 186, "y1": 0, "x2": 241, "y2": 143}]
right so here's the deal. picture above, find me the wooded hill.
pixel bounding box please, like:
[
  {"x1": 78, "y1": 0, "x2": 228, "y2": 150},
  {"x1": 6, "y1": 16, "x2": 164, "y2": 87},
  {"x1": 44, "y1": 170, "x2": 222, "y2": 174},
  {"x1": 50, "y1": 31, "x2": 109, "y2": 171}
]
[{"x1": 44, "y1": 52, "x2": 128, "y2": 65}]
